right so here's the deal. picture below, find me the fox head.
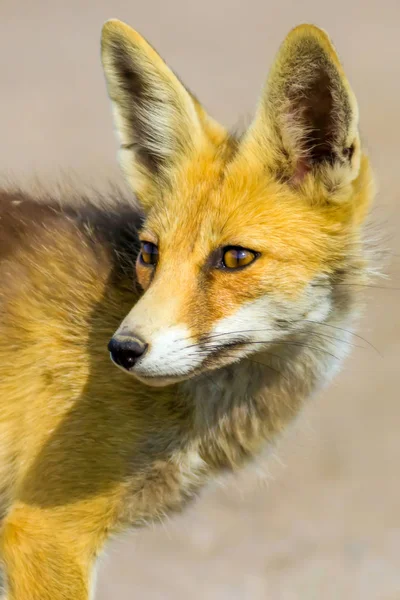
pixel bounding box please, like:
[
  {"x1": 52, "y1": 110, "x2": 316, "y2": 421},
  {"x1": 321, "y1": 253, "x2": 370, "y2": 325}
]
[{"x1": 101, "y1": 20, "x2": 374, "y2": 387}]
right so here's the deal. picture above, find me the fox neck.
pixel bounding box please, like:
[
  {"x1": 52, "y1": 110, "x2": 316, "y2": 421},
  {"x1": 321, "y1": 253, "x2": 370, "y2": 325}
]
[{"x1": 182, "y1": 308, "x2": 356, "y2": 471}]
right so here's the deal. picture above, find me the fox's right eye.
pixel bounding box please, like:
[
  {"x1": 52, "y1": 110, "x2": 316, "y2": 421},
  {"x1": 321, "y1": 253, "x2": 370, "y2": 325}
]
[{"x1": 140, "y1": 241, "x2": 159, "y2": 266}]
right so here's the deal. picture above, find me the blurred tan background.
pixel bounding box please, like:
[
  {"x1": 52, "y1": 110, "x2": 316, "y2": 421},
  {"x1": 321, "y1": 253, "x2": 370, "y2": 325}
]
[{"x1": 1, "y1": 1, "x2": 399, "y2": 598}]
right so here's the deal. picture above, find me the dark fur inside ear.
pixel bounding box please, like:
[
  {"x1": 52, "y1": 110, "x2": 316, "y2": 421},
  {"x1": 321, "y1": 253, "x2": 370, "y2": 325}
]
[
  {"x1": 106, "y1": 42, "x2": 167, "y2": 175},
  {"x1": 257, "y1": 27, "x2": 359, "y2": 185},
  {"x1": 281, "y1": 46, "x2": 352, "y2": 168}
]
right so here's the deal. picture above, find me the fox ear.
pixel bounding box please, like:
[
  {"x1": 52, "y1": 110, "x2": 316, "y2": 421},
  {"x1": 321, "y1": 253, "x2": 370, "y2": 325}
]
[
  {"x1": 243, "y1": 25, "x2": 360, "y2": 193},
  {"x1": 101, "y1": 20, "x2": 222, "y2": 206}
]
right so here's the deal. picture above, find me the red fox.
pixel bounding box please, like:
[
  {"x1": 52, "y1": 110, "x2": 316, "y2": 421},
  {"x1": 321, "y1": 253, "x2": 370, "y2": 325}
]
[{"x1": 0, "y1": 19, "x2": 374, "y2": 599}]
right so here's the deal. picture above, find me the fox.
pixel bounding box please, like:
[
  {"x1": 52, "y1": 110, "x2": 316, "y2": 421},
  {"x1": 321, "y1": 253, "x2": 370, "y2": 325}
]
[{"x1": 0, "y1": 18, "x2": 374, "y2": 600}]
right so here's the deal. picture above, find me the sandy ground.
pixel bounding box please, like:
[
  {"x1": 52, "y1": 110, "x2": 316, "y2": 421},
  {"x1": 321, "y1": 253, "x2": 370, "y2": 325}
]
[{"x1": 1, "y1": 1, "x2": 399, "y2": 598}]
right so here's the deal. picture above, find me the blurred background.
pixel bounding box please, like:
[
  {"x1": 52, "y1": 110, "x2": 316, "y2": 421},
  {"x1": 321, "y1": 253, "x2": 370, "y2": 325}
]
[{"x1": 1, "y1": 1, "x2": 399, "y2": 598}]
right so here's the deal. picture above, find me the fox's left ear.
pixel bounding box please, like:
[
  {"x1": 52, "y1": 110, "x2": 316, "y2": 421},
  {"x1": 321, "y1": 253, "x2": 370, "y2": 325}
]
[
  {"x1": 243, "y1": 25, "x2": 361, "y2": 194},
  {"x1": 101, "y1": 20, "x2": 226, "y2": 207}
]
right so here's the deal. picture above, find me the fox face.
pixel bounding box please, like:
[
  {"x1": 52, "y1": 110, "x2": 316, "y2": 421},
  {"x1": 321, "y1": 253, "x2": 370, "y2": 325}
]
[{"x1": 101, "y1": 21, "x2": 373, "y2": 387}]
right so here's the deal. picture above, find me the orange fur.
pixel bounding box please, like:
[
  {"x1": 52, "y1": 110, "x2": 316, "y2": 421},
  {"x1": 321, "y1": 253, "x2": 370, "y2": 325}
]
[{"x1": 0, "y1": 21, "x2": 374, "y2": 598}]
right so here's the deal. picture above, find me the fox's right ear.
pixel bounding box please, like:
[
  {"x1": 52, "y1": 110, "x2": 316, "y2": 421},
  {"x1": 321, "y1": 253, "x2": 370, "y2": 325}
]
[{"x1": 101, "y1": 20, "x2": 225, "y2": 208}]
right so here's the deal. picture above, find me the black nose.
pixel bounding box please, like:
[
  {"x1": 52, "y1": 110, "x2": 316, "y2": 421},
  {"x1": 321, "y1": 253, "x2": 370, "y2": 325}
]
[{"x1": 108, "y1": 336, "x2": 148, "y2": 371}]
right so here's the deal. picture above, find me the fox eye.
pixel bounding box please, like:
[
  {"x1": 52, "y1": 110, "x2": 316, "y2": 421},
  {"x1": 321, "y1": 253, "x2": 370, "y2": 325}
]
[
  {"x1": 140, "y1": 241, "x2": 159, "y2": 266},
  {"x1": 222, "y1": 247, "x2": 258, "y2": 270}
]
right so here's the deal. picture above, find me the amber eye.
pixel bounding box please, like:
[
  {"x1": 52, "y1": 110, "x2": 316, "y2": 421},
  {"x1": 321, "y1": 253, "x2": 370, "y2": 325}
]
[
  {"x1": 222, "y1": 246, "x2": 258, "y2": 270},
  {"x1": 140, "y1": 241, "x2": 159, "y2": 266}
]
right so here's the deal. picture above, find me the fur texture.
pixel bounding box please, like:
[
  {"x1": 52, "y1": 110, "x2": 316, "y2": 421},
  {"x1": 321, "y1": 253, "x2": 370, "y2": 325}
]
[{"x1": 0, "y1": 21, "x2": 374, "y2": 599}]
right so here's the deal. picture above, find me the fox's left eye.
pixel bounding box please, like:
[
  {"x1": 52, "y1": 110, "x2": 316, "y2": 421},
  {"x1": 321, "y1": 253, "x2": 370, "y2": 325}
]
[
  {"x1": 222, "y1": 247, "x2": 258, "y2": 270},
  {"x1": 140, "y1": 241, "x2": 159, "y2": 266}
]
